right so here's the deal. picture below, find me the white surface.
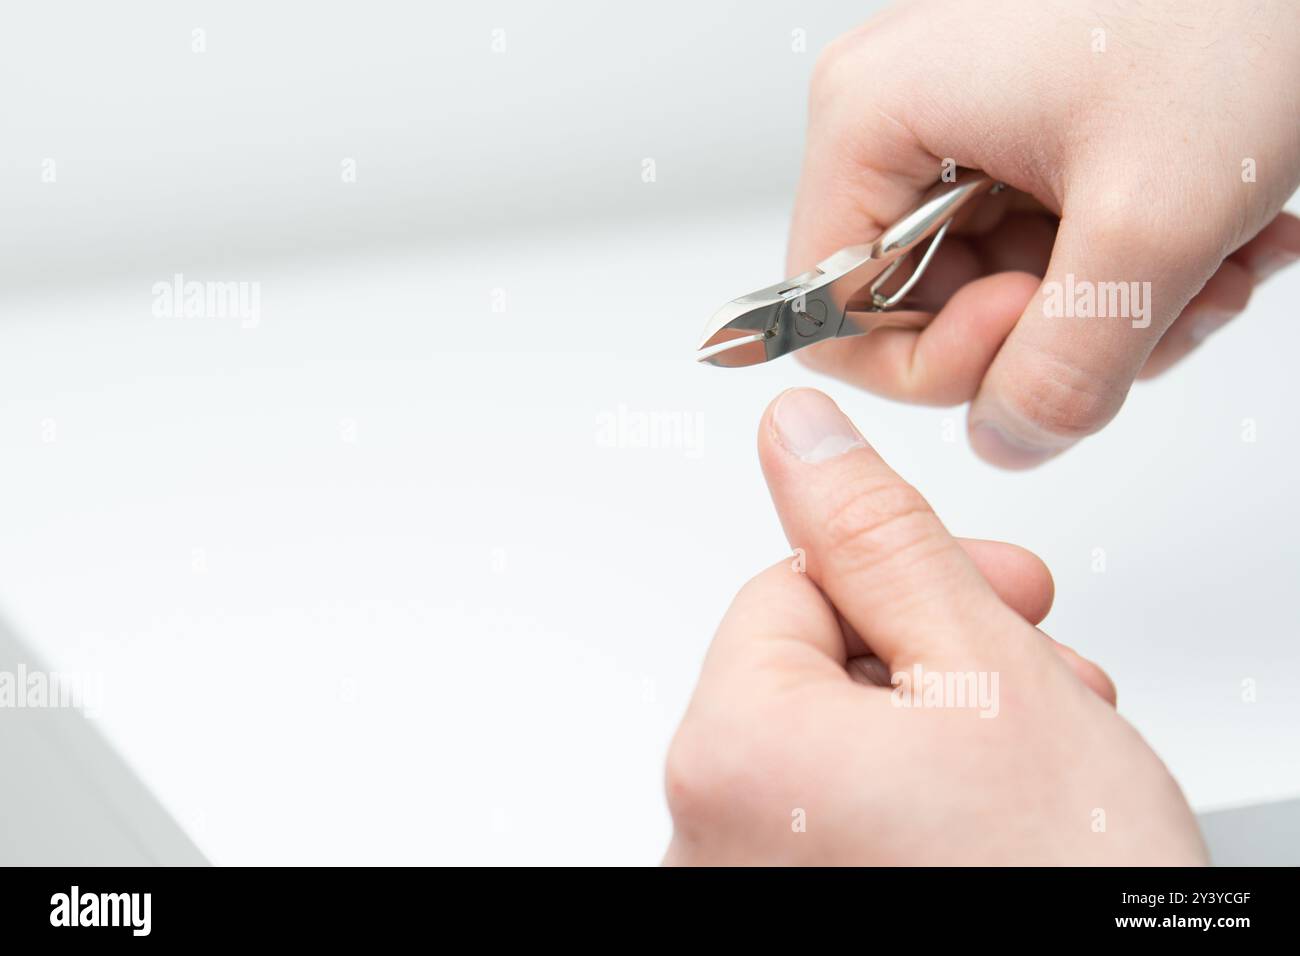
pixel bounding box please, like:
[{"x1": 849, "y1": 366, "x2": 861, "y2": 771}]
[
  {"x1": 1201, "y1": 798, "x2": 1300, "y2": 866},
  {"x1": 2, "y1": 207, "x2": 1299, "y2": 864},
  {"x1": 0, "y1": 622, "x2": 206, "y2": 865},
  {"x1": 2, "y1": 0, "x2": 1298, "y2": 865}
]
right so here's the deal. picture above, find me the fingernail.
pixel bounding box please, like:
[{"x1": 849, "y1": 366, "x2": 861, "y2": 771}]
[
  {"x1": 771, "y1": 388, "x2": 866, "y2": 463},
  {"x1": 969, "y1": 421, "x2": 1055, "y2": 470}
]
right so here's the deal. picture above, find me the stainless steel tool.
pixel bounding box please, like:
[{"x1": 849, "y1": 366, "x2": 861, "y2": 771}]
[{"x1": 696, "y1": 171, "x2": 1000, "y2": 367}]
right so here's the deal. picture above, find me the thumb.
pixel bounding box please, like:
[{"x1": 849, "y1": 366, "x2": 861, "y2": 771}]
[
  {"x1": 758, "y1": 388, "x2": 1027, "y2": 670},
  {"x1": 968, "y1": 194, "x2": 1224, "y2": 467}
]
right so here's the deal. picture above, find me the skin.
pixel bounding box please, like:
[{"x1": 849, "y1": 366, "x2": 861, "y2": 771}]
[
  {"x1": 786, "y1": 0, "x2": 1300, "y2": 468},
  {"x1": 664, "y1": 389, "x2": 1208, "y2": 864}
]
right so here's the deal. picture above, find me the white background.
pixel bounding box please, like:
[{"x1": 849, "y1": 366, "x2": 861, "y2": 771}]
[{"x1": 1, "y1": 1, "x2": 1297, "y2": 864}]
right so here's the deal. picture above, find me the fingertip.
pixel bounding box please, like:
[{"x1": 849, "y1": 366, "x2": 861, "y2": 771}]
[
  {"x1": 1049, "y1": 638, "x2": 1118, "y2": 707},
  {"x1": 1239, "y1": 211, "x2": 1300, "y2": 283},
  {"x1": 958, "y1": 538, "x2": 1055, "y2": 624},
  {"x1": 762, "y1": 387, "x2": 871, "y2": 467},
  {"x1": 968, "y1": 419, "x2": 1063, "y2": 470},
  {"x1": 1001, "y1": 543, "x2": 1056, "y2": 624},
  {"x1": 905, "y1": 270, "x2": 1040, "y2": 405}
]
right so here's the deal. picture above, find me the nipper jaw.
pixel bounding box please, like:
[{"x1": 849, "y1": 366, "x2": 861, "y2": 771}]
[{"x1": 697, "y1": 172, "x2": 1001, "y2": 367}]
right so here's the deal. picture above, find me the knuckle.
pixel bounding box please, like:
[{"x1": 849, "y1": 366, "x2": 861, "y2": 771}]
[
  {"x1": 663, "y1": 729, "x2": 709, "y2": 826},
  {"x1": 1080, "y1": 186, "x2": 1225, "y2": 280},
  {"x1": 821, "y1": 477, "x2": 940, "y2": 575},
  {"x1": 732, "y1": 565, "x2": 778, "y2": 606},
  {"x1": 808, "y1": 35, "x2": 860, "y2": 112},
  {"x1": 663, "y1": 722, "x2": 756, "y2": 834},
  {"x1": 808, "y1": 31, "x2": 905, "y2": 122},
  {"x1": 1092, "y1": 198, "x2": 1169, "y2": 261}
]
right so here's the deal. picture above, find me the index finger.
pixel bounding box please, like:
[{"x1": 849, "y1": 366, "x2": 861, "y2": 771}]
[{"x1": 694, "y1": 561, "x2": 849, "y2": 701}]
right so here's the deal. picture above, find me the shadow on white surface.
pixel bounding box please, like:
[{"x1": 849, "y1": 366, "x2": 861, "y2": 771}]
[
  {"x1": 0, "y1": 619, "x2": 206, "y2": 865},
  {"x1": 1201, "y1": 798, "x2": 1300, "y2": 866}
]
